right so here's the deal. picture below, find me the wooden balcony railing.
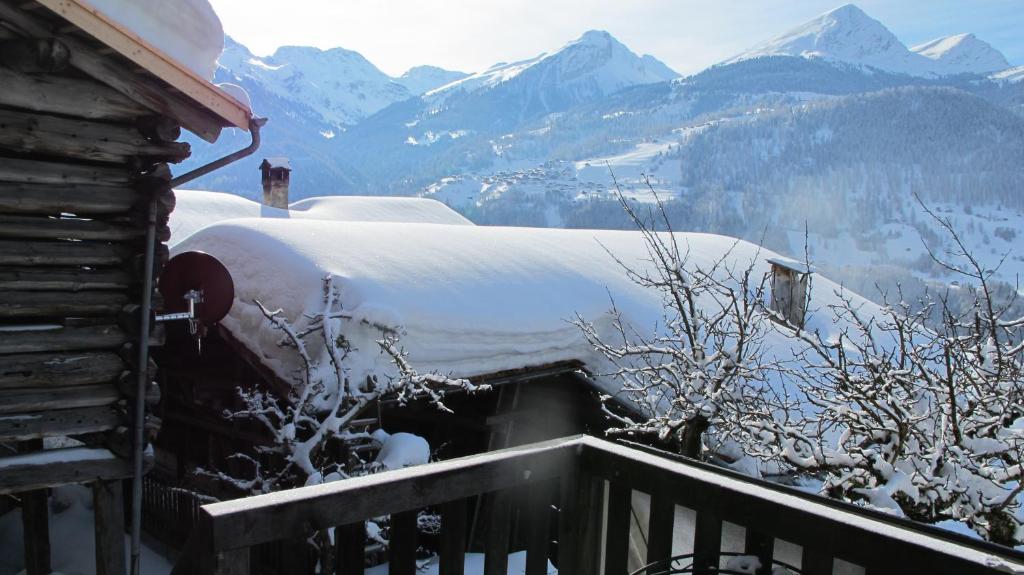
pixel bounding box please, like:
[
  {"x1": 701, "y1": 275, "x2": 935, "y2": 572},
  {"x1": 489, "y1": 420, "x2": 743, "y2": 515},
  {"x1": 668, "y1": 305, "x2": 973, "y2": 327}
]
[{"x1": 172, "y1": 435, "x2": 1024, "y2": 575}]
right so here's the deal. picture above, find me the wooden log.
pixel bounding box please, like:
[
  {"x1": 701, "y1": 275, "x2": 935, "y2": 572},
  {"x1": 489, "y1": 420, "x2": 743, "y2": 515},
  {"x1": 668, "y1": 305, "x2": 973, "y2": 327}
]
[
  {"x1": 0, "y1": 383, "x2": 119, "y2": 414},
  {"x1": 0, "y1": 65, "x2": 148, "y2": 121},
  {"x1": 0, "y1": 107, "x2": 191, "y2": 164},
  {"x1": 137, "y1": 116, "x2": 181, "y2": 143},
  {"x1": 93, "y1": 479, "x2": 127, "y2": 575},
  {"x1": 0, "y1": 266, "x2": 133, "y2": 291},
  {"x1": 0, "y1": 240, "x2": 132, "y2": 266},
  {"x1": 0, "y1": 351, "x2": 125, "y2": 389},
  {"x1": 0, "y1": 290, "x2": 130, "y2": 318},
  {"x1": 0, "y1": 406, "x2": 121, "y2": 441},
  {"x1": 0, "y1": 446, "x2": 137, "y2": 494},
  {"x1": 0, "y1": 324, "x2": 128, "y2": 354},
  {"x1": 0, "y1": 3, "x2": 224, "y2": 143},
  {"x1": 0, "y1": 38, "x2": 69, "y2": 73},
  {"x1": 0, "y1": 157, "x2": 131, "y2": 186},
  {"x1": 0, "y1": 182, "x2": 142, "y2": 215},
  {"x1": 0, "y1": 214, "x2": 147, "y2": 241}
]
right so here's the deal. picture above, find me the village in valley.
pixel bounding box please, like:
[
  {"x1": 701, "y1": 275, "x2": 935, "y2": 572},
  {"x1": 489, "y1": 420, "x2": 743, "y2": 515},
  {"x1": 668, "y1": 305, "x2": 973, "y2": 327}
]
[{"x1": 0, "y1": 1, "x2": 1023, "y2": 574}]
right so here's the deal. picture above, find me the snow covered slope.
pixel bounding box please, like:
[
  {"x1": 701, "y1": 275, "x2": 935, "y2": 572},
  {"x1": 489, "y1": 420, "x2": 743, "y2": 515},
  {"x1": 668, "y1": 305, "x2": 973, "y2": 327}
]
[
  {"x1": 992, "y1": 66, "x2": 1024, "y2": 84},
  {"x1": 169, "y1": 190, "x2": 472, "y2": 245},
  {"x1": 725, "y1": 4, "x2": 985, "y2": 78},
  {"x1": 427, "y1": 30, "x2": 678, "y2": 100},
  {"x1": 911, "y1": 33, "x2": 1010, "y2": 75},
  {"x1": 396, "y1": 66, "x2": 469, "y2": 95},
  {"x1": 217, "y1": 37, "x2": 411, "y2": 127}
]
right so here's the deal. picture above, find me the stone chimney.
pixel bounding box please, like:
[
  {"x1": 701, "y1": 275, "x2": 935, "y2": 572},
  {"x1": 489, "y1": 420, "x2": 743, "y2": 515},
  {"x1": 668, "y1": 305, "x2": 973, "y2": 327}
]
[
  {"x1": 259, "y1": 157, "x2": 291, "y2": 209},
  {"x1": 767, "y1": 257, "x2": 812, "y2": 329}
]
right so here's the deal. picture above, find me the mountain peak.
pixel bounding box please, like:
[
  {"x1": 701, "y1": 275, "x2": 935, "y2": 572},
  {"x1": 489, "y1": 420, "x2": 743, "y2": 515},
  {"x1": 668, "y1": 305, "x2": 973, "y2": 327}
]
[
  {"x1": 911, "y1": 33, "x2": 1010, "y2": 74},
  {"x1": 396, "y1": 65, "x2": 469, "y2": 95}
]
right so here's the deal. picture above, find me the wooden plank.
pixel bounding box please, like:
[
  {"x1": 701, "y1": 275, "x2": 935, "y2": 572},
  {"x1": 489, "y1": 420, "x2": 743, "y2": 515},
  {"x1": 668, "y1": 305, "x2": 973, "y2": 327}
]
[
  {"x1": 439, "y1": 499, "x2": 466, "y2": 575},
  {"x1": 0, "y1": 351, "x2": 124, "y2": 388},
  {"x1": 0, "y1": 156, "x2": 131, "y2": 185},
  {"x1": 0, "y1": 64, "x2": 148, "y2": 121},
  {"x1": 0, "y1": 266, "x2": 133, "y2": 291},
  {"x1": 212, "y1": 548, "x2": 249, "y2": 575},
  {"x1": 0, "y1": 406, "x2": 120, "y2": 441},
  {"x1": 0, "y1": 1, "x2": 228, "y2": 143},
  {"x1": 744, "y1": 529, "x2": 775, "y2": 575},
  {"x1": 0, "y1": 107, "x2": 191, "y2": 164},
  {"x1": 0, "y1": 383, "x2": 119, "y2": 414},
  {"x1": 0, "y1": 215, "x2": 146, "y2": 241},
  {"x1": 603, "y1": 482, "x2": 631, "y2": 575},
  {"x1": 801, "y1": 547, "x2": 834, "y2": 575},
  {"x1": 0, "y1": 182, "x2": 142, "y2": 216},
  {"x1": 0, "y1": 240, "x2": 132, "y2": 266},
  {"x1": 200, "y1": 436, "x2": 579, "y2": 551},
  {"x1": 0, "y1": 290, "x2": 129, "y2": 317},
  {"x1": 0, "y1": 324, "x2": 128, "y2": 354},
  {"x1": 21, "y1": 488, "x2": 51, "y2": 575},
  {"x1": 523, "y1": 482, "x2": 552, "y2": 575},
  {"x1": 34, "y1": 0, "x2": 251, "y2": 133},
  {"x1": 388, "y1": 510, "x2": 417, "y2": 575},
  {"x1": 0, "y1": 447, "x2": 135, "y2": 493},
  {"x1": 646, "y1": 494, "x2": 674, "y2": 568},
  {"x1": 93, "y1": 479, "x2": 127, "y2": 575},
  {"x1": 483, "y1": 492, "x2": 511, "y2": 575},
  {"x1": 692, "y1": 509, "x2": 722, "y2": 574},
  {"x1": 334, "y1": 521, "x2": 366, "y2": 575}
]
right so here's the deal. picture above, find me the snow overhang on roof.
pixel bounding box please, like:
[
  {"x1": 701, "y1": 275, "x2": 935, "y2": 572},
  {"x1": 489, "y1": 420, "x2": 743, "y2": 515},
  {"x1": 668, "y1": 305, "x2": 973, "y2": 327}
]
[
  {"x1": 766, "y1": 256, "x2": 813, "y2": 275},
  {"x1": 26, "y1": 0, "x2": 251, "y2": 140},
  {"x1": 261, "y1": 157, "x2": 292, "y2": 171}
]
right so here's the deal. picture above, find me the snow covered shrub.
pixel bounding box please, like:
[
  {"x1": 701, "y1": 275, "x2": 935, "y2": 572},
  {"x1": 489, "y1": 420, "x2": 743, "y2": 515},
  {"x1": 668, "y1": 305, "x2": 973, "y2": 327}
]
[
  {"x1": 205, "y1": 275, "x2": 484, "y2": 494},
  {"x1": 733, "y1": 206, "x2": 1024, "y2": 544},
  {"x1": 573, "y1": 189, "x2": 778, "y2": 458}
]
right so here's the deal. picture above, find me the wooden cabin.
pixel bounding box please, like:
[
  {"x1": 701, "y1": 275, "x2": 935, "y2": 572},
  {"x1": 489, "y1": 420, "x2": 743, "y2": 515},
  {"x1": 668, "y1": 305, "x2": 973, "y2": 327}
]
[{"x1": 0, "y1": 1, "x2": 253, "y2": 573}]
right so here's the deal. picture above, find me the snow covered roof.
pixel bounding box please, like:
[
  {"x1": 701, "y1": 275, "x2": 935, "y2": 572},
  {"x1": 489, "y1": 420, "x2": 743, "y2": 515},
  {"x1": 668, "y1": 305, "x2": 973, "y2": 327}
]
[
  {"x1": 169, "y1": 190, "x2": 473, "y2": 245},
  {"x1": 171, "y1": 216, "x2": 877, "y2": 404},
  {"x1": 31, "y1": 0, "x2": 251, "y2": 133}
]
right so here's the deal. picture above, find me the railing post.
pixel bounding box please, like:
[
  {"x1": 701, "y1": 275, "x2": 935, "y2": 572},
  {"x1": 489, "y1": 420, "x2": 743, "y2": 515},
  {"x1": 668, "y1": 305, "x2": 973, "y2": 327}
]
[
  {"x1": 483, "y1": 491, "x2": 512, "y2": 575},
  {"x1": 524, "y1": 480, "x2": 554, "y2": 575},
  {"x1": 692, "y1": 510, "x2": 722, "y2": 575},
  {"x1": 604, "y1": 481, "x2": 632, "y2": 575},
  {"x1": 558, "y1": 463, "x2": 603, "y2": 575},
  {"x1": 335, "y1": 521, "x2": 365, "y2": 575},
  {"x1": 646, "y1": 494, "x2": 674, "y2": 568},
  {"x1": 211, "y1": 548, "x2": 249, "y2": 575},
  {"x1": 388, "y1": 510, "x2": 417, "y2": 575},
  {"x1": 744, "y1": 529, "x2": 774, "y2": 575},
  {"x1": 440, "y1": 499, "x2": 467, "y2": 575}
]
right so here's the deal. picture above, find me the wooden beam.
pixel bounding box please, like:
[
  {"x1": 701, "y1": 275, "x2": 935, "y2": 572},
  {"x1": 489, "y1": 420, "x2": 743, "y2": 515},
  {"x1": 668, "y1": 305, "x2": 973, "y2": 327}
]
[
  {"x1": 0, "y1": 290, "x2": 130, "y2": 317},
  {"x1": 0, "y1": 239, "x2": 132, "y2": 266},
  {"x1": 0, "y1": 351, "x2": 125, "y2": 388},
  {"x1": 0, "y1": 156, "x2": 131, "y2": 185},
  {"x1": 0, "y1": 1, "x2": 228, "y2": 142},
  {"x1": 0, "y1": 406, "x2": 121, "y2": 441},
  {"x1": 0, "y1": 446, "x2": 135, "y2": 494},
  {"x1": 0, "y1": 383, "x2": 119, "y2": 414},
  {"x1": 93, "y1": 479, "x2": 127, "y2": 575},
  {"x1": 0, "y1": 37, "x2": 69, "y2": 73},
  {"x1": 0, "y1": 215, "x2": 147, "y2": 241},
  {"x1": 21, "y1": 488, "x2": 51, "y2": 575},
  {"x1": 0, "y1": 107, "x2": 191, "y2": 164},
  {"x1": 0, "y1": 324, "x2": 128, "y2": 354},
  {"x1": 0, "y1": 182, "x2": 142, "y2": 216},
  {"x1": 0, "y1": 64, "x2": 148, "y2": 121},
  {"x1": 0, "y1": 266, "x2": 133, "y2": 291}
]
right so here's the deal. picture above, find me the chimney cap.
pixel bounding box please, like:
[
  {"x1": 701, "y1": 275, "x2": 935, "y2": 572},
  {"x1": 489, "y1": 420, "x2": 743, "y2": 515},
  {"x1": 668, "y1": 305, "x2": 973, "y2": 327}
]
[{"x1": 259, "y1": 157, "x2": 292, "y2": 171}]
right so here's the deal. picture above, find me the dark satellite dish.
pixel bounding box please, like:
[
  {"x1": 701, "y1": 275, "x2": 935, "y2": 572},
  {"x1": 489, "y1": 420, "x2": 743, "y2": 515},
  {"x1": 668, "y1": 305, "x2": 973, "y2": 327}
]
[{"x1": 158, "y1": 251, "x2": 234, "y2": 325}]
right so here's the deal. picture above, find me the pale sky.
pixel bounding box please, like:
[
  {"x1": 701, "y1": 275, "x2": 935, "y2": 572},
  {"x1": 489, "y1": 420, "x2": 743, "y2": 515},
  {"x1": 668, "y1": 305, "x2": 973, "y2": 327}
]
[{"x1": 209, "y1": 0, "x2": 1023, "y2": 77}]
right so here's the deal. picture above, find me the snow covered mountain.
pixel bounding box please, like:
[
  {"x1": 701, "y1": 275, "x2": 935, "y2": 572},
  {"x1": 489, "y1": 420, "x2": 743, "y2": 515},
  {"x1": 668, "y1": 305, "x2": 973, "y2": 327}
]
[
  {"x1": 427, "y1": 30, "x2": 678, "y2": 101},
  {"x1": 396, "y1": 65, "x2": 469, "y2": 95},
  {"x1": 911, "y1": 33, "x2": 1010, "y2": 75},
  {"x1": 724, "y1": 4, "x2": 1012, "y2": 78},
  {"x1": 217, "y1": 36, "x2": 411, "y2": 127}
]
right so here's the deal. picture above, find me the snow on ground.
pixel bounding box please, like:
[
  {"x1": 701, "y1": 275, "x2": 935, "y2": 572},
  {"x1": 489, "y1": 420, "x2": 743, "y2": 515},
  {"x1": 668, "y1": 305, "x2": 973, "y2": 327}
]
[
  {"x1": 173, "y1": 215, "x2": 878, "y2": 410},
  {"x1": 0, "y1": 486, "x2": 174, "y2": 575},
  {"x1": 366, "y1": 550, "x2": 555, "y2": 575},
  {"x1": 169, "y1": 190, "x2": 472, "y2": 246},
  {"x1": 373, "y1": 430, "x2": 431, "y2": 470},
  {"x1": 88, "y1": 0, "x2": 223, "y2": 81}
]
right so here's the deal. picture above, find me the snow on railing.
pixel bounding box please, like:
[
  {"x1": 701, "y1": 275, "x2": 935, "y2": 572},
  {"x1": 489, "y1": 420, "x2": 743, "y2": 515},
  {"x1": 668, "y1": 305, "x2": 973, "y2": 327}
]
[{"x1": 171, "y1": 436, "x2": 1024, "y2": 575}]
